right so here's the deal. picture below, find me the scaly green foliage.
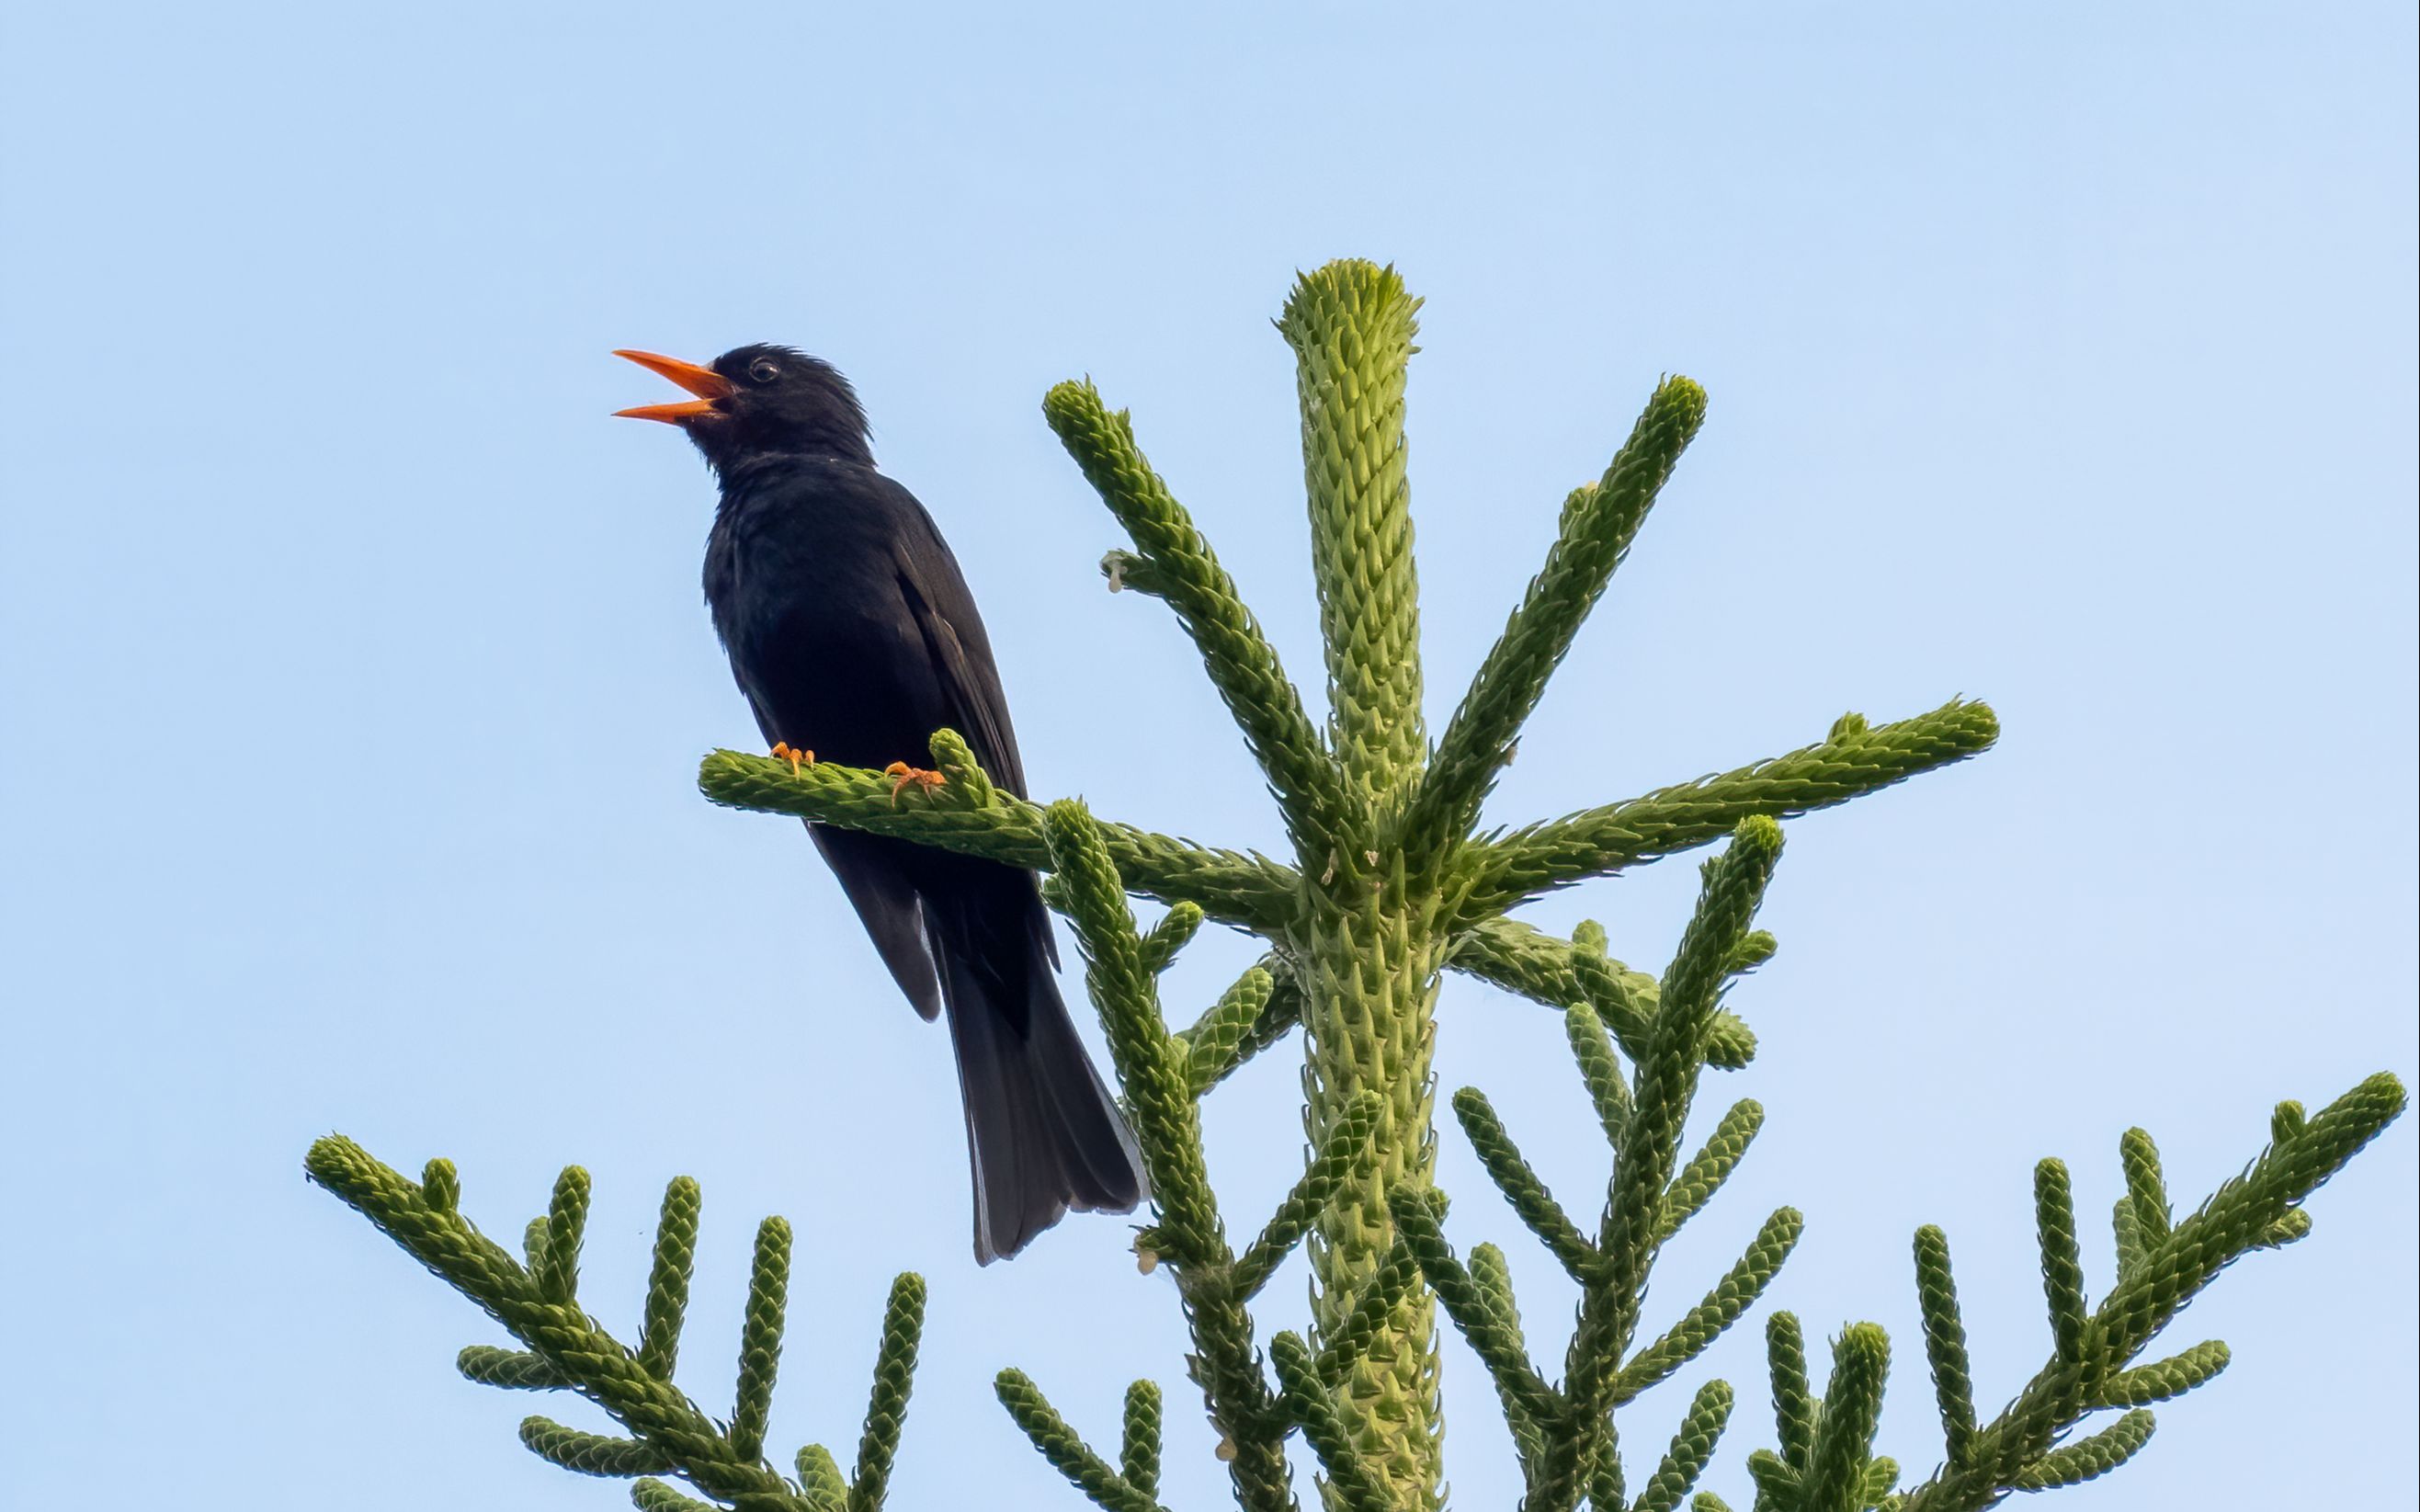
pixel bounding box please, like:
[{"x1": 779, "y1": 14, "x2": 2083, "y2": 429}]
[
  {"x1": 315, "y1": 262, "x2": 2401, "y2": 1511},
  {"x1": 307, "y1": 1139, "x2": 926, "y2": 1511}
]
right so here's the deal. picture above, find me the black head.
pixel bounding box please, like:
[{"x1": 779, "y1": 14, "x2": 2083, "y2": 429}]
[{"x1": 614, "y1": 343, "x2": 872, "y2": 472}]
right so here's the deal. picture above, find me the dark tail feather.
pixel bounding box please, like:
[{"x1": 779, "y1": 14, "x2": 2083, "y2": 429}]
[{"x1": 939, "y1": 949, "x2": 1148, "y2": 1263}]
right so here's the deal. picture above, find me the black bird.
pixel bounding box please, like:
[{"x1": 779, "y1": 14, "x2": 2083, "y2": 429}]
[{"x1": 616, "y1": 344, "x2": 1146, "y2": 1262}]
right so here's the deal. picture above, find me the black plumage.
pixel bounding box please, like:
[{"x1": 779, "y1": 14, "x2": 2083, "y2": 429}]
[{"x1": 617, "y1": 343, "x2": 1146, "y2": 1262}]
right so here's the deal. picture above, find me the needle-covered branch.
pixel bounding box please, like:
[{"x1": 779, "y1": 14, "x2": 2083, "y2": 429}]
[
  {"x1": 305, "y1": 1139, "x2": 925, "y2": 1511},
  {"x1": 1039, "y1": 798, "x2": 1296, "y2": 1512},
  {"x1": 1613, "y1": 1206, "x2": 1802, "y2": 1406},
  {"x1": 1388, "y1": 1187, "x2": 1562, "y2": 1429},
  {"x1": 995, "y1": 1370, "x2": 1175, "y2": 1512},
  {"x1": 1531, "y1": 819, "x2": 1786, "y2": 1512},
  {"x1": 1630, "y1": 1380, "x2": 1733, "y2": 1512},
  {"x1": 1450, "y1": 919, "x2": 1757, "y2": 1072},
  {"x1": 1270, "y1": 1332, "x2": 1397, "y2": 1512},
  {"x1": 1450, "y1": 1086, "x2": 1601, "y2": 1283},
  {"x1": 1470, "y1": 702, "x2": 1997, "y2": 914},
  {"x1": 1887, "y1": 1073, "x2": 2407, "y2": 1512},
  {"x1": 1120, "y1": 1381, "x2": 1164, "y2": 1502},
  {"x1": 1234, "y1": 1090, "x2": 1386, "y2": 1296},
  {"x1": 1402, "y1": 374, "x2": 1708, "y2": 870},
  {"x1": 699, "y1": 733, "x2": 1297, "y2": 932},
  {"x1": 1801, "y1": 1325, "x2": 1892, "y2": 1512},
  {"x1": 1469, "y1": 1244, "x2": 1547, "y2": 1472},
  {"x1": 1044, "y1": 377, "x2": 1347, "y2": 854},
  {"x1": 1180, "y1": 957, "x2": 1297, "y2": 1097},
  {"x1": 1911, "y1": 1227, "x2": 1976, "y2": 1470},
  {"x1": 1654, "y1": 1100, "x2": 1765, "y2": 1245}
]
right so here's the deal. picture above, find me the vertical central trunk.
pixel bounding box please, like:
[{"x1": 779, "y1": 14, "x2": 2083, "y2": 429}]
[
  {"x1": 1300, "y1": 878, "x2": 1449, "y2": 1507},
  {"x1": 1283, "y1": 259, "x2": 1440, "y2": 1508}
]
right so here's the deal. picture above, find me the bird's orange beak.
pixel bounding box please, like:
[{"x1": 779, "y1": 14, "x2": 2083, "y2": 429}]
[{"x1": 612, "y1": 349, "x2": 734, "y2": 423}]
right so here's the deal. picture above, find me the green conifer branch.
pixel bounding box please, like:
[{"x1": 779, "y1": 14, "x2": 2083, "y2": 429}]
[
  {"x1": 731, "y1": 1217, "x2": 791, "y2": 1463},
  {"x1": 2255, "y1": 1208, "x2": 2314, "y2": 1249},
  {"x1": 1387, "y1": 1185, "x2": 1561, "y2": 1427},
  {"x1": 1590, "y1": 1425, "x2": 1628, "y2": 1510},
  {"x1": 2096, "y1": 1339, "x2": 2227, "y2": 1407},
  {"x1": 1654, "y1": 1100, "x2": 1765, "y2": 1245},
  {"x1": 1470, "y1": 700, "x2": 1997, "y2": 914},
  {"x1": 306, "y1": 1138, "x2": 926, "y2": 1511},
  {"x1": 699, "y1": 743, "x2": 1296, "y2": 932},
  {"x1": 460, "y1": 1343, "x2": 570, "y2": 1390},
  {"x1": 1270, "y1": 1331, "x2": 1396, "y2": 1512},
  {"x1": 1233, "y1": 1089, "x2": 1385, "y2": 1296},
  {"x1": 1744, "y1": 1447, "x2": 1799, "y2": 1510},
  {"x1": 1038, "y1": 799, "x2": 1295, "y2": 1511},
  {"x1": 1909, "y1": 1228, "x2": 1974, "y2": 1471},
  {"x1": 2005, "y1": 1410, "x2": 2154, "y2": 1491},
  {"x1": 2117, "y1": 1129, "x2": 2171, "y2": 1248},
  {"x1": 994, "y1": 1370, "x2": 1174, "y2": 1512},
  {"x1": 1484, "y1": 820, "x2": 1785, "y2": 1512},
  {"x1": 642, "y1": 1177, "x2": 702, "y2": 1382},
  {"x1": 2032, "y1": 1161, "x2": 2088, "y2": 1366},
  {"x1": 632, "y1": 1479, "x2": 723, "y2": 1512},
  {"x1": 2109, "y1": 1195, "x2": 2146, "y2": 1282},
  {"x1": 1452, "y1": 1086, "x2": 1601, "y2": 1282},
  {"x1": 1139, "y1": 902, "x2": 1206, "y2": 976},
  {"x1": 1453, "y1": 920, "x2": 1756, "y2": 1072},
  {"x1": 797, "y1": 1446, "x2": 848, "y2": 1512},
  {"x1": 1864, "y1": 1458, "x2": 1903, "y2": 1509},
  {"x1": 1763, "y1": 1313, "x2": 1817, "y2": 1475},
  {"x1": 1564, "y1": 1005, "x2": 1636, "y2": 1153},
  {"x1": 1630, "y1": 1380, "x2": 1733, "y2": 1512},
  {"x1": 1120, "y1": 1381, "x2": 1163, "y2": 1501},
  {"x1": 1041, "y1": 378, "x2": 1346, "y2": 855},
  {"x1": 1470, "y1": 1243, "x2": 1547, "y2": 1472},
  {"x1": 1403, "y1": 375, "x2": 1708, "y2": 869},
  {"x1": 541, "y1": 1165, "x2": 590, "y2": 1305},
  {"x1": 849, "y1": 1274, "x2": 925, "y2": 1512},
  {"x1": 1182, "y1": 961, "x2": 1284, "y2": 1096},
  {"x1": 1599, "y1": 823, "x2": 1784, "y2": 1331},
  {"x1": 1801, "y1": 1324, "x2": 1890, "y2": 1512},
  {"x1": 1044, "y1": 799, "x2": 1224, "y2": 1258},
  {"x1": 523, "y1": 1416, "x2": 676, "y2": 1476},
  {"x1": 1613, "y1": 1207, "x2": 1802, "y2": 1406},
  {"x1": 705, "y1": 736, "x2": 1879, "y2": 1072},
  {"x1": 1888, "y1": 1073, "x2": 2405, "y2": 1512}
]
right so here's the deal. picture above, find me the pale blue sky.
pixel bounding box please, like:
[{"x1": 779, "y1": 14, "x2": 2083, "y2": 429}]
[{"x1": 3, "y1": 5, "x2": 2411, "y2": 1508}]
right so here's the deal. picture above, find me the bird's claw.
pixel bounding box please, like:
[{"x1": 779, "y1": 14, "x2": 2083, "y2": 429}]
[
  {"x1": 771, "y1": 742, "x2": 814, "y2": 778},
  {"x1": 882, "y1": 761, "x2": 946, "y2": 805}
]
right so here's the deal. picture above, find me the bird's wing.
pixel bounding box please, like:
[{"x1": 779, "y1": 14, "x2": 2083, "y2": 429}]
[
  {"x1": 886, "y1": 484, "x2": 1028, "y2": 800},
  {"x1": 883, "y1": 480, "x2": 1059, "y2": 971}
]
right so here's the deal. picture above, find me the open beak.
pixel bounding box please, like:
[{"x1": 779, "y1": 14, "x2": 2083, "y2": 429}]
[{"x1": 613, "y1": 349, "x2": 734, "y2": 423}]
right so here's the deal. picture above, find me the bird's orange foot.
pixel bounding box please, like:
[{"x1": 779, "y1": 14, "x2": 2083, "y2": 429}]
[
  {"x1": 882, "y1": 761, "x2": 946, "y2": 805},
  {"x1": 771, "y1": 742, "x2": 814, "y2": 778}
]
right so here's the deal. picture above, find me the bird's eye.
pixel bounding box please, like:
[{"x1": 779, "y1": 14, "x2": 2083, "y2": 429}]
[{"x1": 748, "y1": 358, "x2": 781, "y2": 384}]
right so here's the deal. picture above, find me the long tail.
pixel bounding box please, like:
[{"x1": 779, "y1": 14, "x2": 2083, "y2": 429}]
[{"x1": 936, "y1": 914, "x2": 1147, "y2": 1263}]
